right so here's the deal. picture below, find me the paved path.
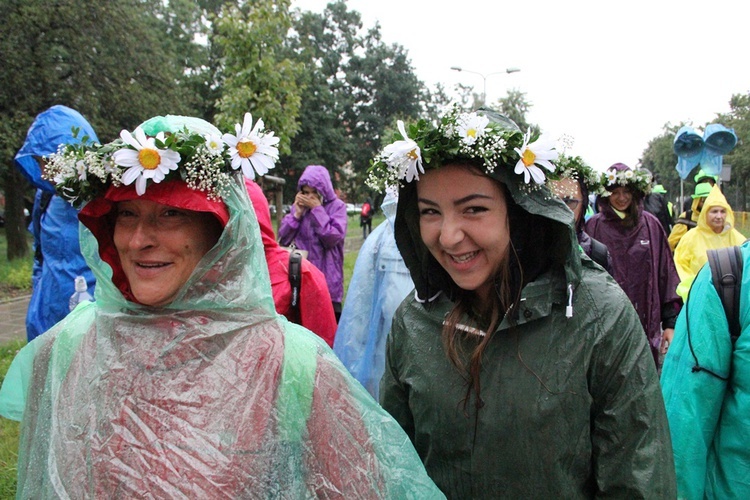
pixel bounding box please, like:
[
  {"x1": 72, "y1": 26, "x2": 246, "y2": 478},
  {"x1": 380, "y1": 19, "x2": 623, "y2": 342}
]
[{"x1": 0, "y1": 295, "x2": 29, "y2": 345}]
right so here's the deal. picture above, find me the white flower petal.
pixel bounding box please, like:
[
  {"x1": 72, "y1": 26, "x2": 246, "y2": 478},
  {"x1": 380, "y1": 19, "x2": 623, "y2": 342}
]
[
  {"x1": 119, "y1": 130, "x2": 142, "y2": 150},
  {"x1": 121, "y1": 166, "x2": 142, "y2": 186},
  {"x1": 135, "y1": 175, "x2": 147, "y2": 196}
]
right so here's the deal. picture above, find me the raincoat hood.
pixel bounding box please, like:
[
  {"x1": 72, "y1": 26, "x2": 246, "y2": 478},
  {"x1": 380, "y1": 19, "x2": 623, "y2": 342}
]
[
  {"x1": 15, "y1": 105, "x2": 99, "y2": 192},
  {"x1": 394, "y1": 109, "x2": 581, "y2": 304},
  {"x1": 297, "y1": 164, "x2": 337, "y2": 203},
  {"x1": 245, "y1": 178, "x2": 277, "y2": 250},
  {"x1": 698, "y1": 184, "x2": 735, "y2": 234}
]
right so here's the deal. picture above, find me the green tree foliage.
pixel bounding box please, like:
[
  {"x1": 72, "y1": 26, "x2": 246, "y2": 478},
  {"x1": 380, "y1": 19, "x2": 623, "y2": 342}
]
[
  {"x1": 285, "y1": 0, "x2": 424, "y2": 202},
  {"x1": 212, "y1": 0, "x2": 304, "y2": 157},
  {"x1": 0, "y1": 0, "x2": 208, "y2": 258},
  {"x1": 495, "y1": 89, "x2": 537, "y2": 135},
  {"x1": 639, "y1": 123, "x2": 683, "y2": 205},
  {"x1": 716, "y1": 93, "x2": 750, "y2": 211}
]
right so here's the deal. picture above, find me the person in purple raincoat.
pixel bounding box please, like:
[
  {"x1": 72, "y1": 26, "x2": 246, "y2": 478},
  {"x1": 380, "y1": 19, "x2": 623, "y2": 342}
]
[
  {"x1": 586, "y1": 163, "x2": 681, "y2": 369},
  {"x1": 279, "y1": 165, "x2": 347, "y2": 320}
]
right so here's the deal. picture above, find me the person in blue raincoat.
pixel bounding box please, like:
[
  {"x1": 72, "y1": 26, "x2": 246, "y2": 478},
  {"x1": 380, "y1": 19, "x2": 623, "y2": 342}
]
[
  {"x1": 333, "y1": 191, "x2": 414, "y2": 399},
  {"x1": 15, "y1": 105, "x2": 97, "y2": 341}
]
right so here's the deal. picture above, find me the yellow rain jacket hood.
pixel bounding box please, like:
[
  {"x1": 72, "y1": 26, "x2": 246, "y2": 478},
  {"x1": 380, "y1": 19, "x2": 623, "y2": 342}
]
[{"x1": 674, "y1": 184, "x2": 745, "y2": 299}]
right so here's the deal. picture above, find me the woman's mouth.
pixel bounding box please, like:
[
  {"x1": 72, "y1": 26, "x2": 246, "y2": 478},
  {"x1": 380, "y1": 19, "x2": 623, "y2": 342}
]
[{"x1": 449, "y1": 251, "x2": 479, "y2": 264}]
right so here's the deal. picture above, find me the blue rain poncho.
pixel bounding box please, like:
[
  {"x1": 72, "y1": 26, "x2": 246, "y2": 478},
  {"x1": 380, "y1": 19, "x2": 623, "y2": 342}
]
[
  {"x1": 333, "y1": 193, "x2": 414, "y2": 399},
  {"x1": 0, "y1": 120, "x2": 442, "y2": 497},
  {"x1": 15, "y1": 105, "x2": 97, "y2": 340}
]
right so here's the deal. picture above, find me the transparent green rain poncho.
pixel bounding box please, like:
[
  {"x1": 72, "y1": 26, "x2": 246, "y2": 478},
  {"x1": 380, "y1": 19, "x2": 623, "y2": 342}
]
[{"x1": 0, "y1": 119, "x2": 443, "y2": 498}]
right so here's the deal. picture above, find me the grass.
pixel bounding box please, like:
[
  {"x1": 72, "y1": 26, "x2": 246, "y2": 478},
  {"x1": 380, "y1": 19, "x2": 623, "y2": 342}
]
[
  {"x1": 0, "y1": 340, "x2": 23, "y2": 499},
  {"x1": 0, "y1": 230, "x2": 32, "y2": 302}
]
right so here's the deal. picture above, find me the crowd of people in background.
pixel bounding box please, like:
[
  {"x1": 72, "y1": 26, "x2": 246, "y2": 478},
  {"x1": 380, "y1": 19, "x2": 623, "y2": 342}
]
[{"x1": 1, "y1": 104, "x2": 748, "y2": 498}]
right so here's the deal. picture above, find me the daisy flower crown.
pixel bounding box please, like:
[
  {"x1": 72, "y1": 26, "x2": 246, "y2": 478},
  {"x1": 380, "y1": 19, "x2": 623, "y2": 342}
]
[
  {"x1": 367, "y1": 105, "x2": 558, "y2": 191},
  {"x1": 43, "y1": 113, "x2": 279, "y2": 206},
  {"x1": 549, "y1": 154, "x2": 603, "y2": 193},
  {"x1": 599, "y1": 167, "x2": 652, "y2": 197}
]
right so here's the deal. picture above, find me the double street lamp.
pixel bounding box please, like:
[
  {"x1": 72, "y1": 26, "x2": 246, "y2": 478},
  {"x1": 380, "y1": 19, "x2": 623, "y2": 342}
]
[{"x1": 450, "y1": 66, "x2": 521, "y2": 105}]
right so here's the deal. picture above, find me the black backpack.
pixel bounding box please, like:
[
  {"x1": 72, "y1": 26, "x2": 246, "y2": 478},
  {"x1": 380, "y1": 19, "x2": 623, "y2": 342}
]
[
  {"x1": 688, "y1": 244, "x2": 745, "y2": 380},
  {"x1": 707, "y1": 245, "x2": 744, "y2": 344}
]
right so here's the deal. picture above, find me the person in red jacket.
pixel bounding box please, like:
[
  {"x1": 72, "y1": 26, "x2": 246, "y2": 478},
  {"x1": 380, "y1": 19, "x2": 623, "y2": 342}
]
[{"x1": 246, "y1": 179, "x2": 337, "y2": 346}]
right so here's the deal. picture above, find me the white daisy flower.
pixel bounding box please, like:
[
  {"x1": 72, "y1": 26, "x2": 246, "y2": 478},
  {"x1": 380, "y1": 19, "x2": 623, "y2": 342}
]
[
  {"x1": 624, "y1": 169, "x2": 634, "y2": 179},
  {"x1": 606, "y1": 170, "x2": 617, "y2": 183},
  {"x1": 204, "y1": 134, "x2": 225, "y2": 155},
  {"x1": 456, "y1": 112, "x2": 489, "y2": 146},
  {"x1": 513, "y1": 129, "x2": 558, "y2": 184},
  {"x1": 222, "y1": 112, "x2": 280, "y2": 179},
  {"x1": 382, "y1": 120, "x2": 424, "y2": 183},
  {"x1": 113, "y1": 127, "x2": 181, "y2": 196}
]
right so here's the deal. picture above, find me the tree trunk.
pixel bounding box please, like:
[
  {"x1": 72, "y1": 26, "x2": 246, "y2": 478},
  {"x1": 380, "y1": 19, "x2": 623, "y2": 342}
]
[{"x1": 3, "y1": 165, "x2": 30, "y2": 260}]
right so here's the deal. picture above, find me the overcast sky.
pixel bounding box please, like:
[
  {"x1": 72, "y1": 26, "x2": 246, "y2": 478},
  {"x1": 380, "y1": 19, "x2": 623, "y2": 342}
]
[{"x1": 293, "y1": 0, "x2": 750, "y2": 172}]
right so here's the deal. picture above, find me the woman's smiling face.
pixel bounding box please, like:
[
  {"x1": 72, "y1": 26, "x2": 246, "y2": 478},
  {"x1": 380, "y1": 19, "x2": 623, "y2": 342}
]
[
  {"x1": 114, "y1": 199, "x2": 222, "y2": 307},
  {"x1": 417, "y1": 164, "x2": 510, "y2": 306}
]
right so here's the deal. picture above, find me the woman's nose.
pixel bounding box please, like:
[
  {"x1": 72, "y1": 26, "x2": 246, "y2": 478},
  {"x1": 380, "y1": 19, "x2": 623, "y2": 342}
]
[
  {"x1": 129, "y1": 218, "x2": 158, "y2": 249},
  {"x1": 439, "y1": 216, "x2": 464, "y2": 248}
]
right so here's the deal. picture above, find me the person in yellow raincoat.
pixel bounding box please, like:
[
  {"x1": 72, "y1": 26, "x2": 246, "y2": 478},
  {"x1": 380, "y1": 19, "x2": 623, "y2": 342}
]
[
  {"x1": 668, "y1": 182, "x2": 711, "y2": 252},
  {"x1": 674, "y1": 184, "x2": 746, "y2": 299}
]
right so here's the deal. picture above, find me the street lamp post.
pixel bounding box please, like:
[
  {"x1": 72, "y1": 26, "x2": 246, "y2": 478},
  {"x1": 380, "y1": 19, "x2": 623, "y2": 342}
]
[{"x1": 450, "y1": 66, "x2": 520, "y2": 105}]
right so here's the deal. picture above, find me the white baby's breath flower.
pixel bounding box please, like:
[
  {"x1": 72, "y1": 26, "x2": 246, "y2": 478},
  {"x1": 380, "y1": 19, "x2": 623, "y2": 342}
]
[
  {"x1": 222, "y1": 113, "x2": 279, "y2": 179},
  {"x1": 513, "y1": 129, "x2": 558, "y2": 184},
  {"x1": 382, "y1": 120, "x2": 423, "y2": 183}
]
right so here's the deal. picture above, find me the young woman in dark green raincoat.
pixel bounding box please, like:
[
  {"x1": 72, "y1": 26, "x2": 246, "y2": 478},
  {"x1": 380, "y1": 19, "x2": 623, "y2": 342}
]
[{"x1": 373, "y1": 108, "x2": 676, "y2": 498}]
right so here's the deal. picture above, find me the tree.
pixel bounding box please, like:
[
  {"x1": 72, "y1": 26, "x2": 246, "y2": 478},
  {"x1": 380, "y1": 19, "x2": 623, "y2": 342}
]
[
  {"x1": 211, "y1": 0, "x2": 304, "y2": 156},
  {"x1": 716, "y1": 93, "x2": 750, "y2": 211},
  {"x1": 639, "y1": 123, "x2": 683, "y2": 205},
  {"x1": 495, "y1": 89, "x2": 537, "y2": 134},
  {"x1": 285, "y1": 1, "x2": 425, "y2": 202},
  {"x1": 0, "y1": 0, "x2": 207, "y2": 258}
]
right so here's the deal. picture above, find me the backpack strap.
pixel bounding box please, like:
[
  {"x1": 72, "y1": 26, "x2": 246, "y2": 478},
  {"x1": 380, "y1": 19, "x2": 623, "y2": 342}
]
[
  {"x1": 707, "y1": 245, "x2": 744, "y2": 344},
  {"x1": 288, "y1": 250, "x2": 303, "y2": 313},
  {"x1": 675, "y1": 209, "x2": 697, "y2": 229}
]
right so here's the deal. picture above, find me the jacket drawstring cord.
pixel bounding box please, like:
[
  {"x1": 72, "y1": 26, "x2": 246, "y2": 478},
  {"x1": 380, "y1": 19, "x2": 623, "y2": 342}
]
[{"x1": 566, "y1": 283, "x2": 574, "y2": 318}]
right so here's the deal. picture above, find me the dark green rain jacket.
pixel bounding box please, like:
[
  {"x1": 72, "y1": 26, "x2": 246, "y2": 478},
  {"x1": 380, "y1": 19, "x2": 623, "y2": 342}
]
[{"x1": 380, "y1": 110, "x2": 677, "y2": 498}]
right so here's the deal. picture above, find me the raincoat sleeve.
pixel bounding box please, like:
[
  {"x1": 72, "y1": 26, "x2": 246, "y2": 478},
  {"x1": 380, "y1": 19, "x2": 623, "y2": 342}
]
[
  {"x1": 668, "y1": 222, "x2": 688, "y2": 252},
  {"x1": 277, "y1": 212, "x2": 301, "y2": 246},
  {"x1": 284, "y1": 322, "x2": 445, "y2": 498},
  {"x1": 661, "y1": 264, "x2": 731, "y2": 499},
  {"x1": 379, "y1": 303, "x2": 415, "y2": 440},
  {"x1": 299, "y1": 261, "x2": 337, "y2": 346},
  {"x1": 333, "y1": 234, "x2": 380, "y2": 384},
  {"x1": 309, "y1": 202, "x2": 347, "y2": 249},
  {"x1": 587, "y1": 285, "x2": 677, "y2": 497}
]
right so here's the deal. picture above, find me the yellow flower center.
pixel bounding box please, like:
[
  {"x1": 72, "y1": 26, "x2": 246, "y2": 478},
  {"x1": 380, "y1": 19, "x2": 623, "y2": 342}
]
[
  {"x1": 237, "y1": 140, "x2": 257, "y2": 158},
  {"x1": 138, "y1": 148, "x2": 161, "y2": 170},
  {"x1": 522, "y1": 149, "x2": 536, "y2": 167},
  {"x1": 408, "y1": 148, "x2": 419, "y2": 160},
  {"x1": 467, "y1": 128, "x2": 477, "y2": 139}
]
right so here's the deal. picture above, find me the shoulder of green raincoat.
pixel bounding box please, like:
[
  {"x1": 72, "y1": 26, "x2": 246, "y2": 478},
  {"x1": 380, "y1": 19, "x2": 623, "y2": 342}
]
[{"x1": 661, "y1": 239, "x2": 750, "y2": 498}]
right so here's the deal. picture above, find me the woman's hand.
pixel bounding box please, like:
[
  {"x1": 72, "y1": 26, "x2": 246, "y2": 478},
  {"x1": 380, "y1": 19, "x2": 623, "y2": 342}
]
[
  {"x1": 294, "y1": 191, "x2": 322, "y2": 218},
  {"x1": 660, "y1": 328, "x2": 674, "y2": 355}
]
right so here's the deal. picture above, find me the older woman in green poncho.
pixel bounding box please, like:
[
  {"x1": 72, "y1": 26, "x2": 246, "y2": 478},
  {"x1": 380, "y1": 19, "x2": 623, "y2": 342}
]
[{"x1": 0, "y1": 114, "x2": 443, "y2": 498}]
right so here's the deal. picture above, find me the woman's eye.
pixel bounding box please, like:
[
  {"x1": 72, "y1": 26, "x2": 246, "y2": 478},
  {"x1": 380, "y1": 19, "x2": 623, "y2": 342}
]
[
  {"x1": 163, "y1": 209, "x2": 186, "y2": 217},
  {"x1": 419, "y1": 208, "x2": 438, "y2": 216},
  {"x1": 116, "y1": 209, "x2": 135, "y2": 218},
  {"x1": 465, "y1": 206, "x2": 489, "y2": 214}
]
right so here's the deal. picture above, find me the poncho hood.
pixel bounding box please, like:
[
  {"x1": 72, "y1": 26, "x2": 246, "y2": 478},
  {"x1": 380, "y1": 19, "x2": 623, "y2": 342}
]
[
  {"x1": 394, "y1": 109, "x2": 581, "y2": 304},
  {"x1": 698, "y1": 184, "x2": 736, "y2": 234},
  {"x1": 15, "y1": 105, "x2": 99, "y2": 192},
  {"x1": 297, "y1": 164, "x2": 337, "y2": 203}
]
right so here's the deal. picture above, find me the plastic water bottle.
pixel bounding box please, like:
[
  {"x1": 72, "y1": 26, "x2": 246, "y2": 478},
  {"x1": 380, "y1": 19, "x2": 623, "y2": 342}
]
[{"x1": 69, "y1": 276, "x2": 93, "y2": 312}]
